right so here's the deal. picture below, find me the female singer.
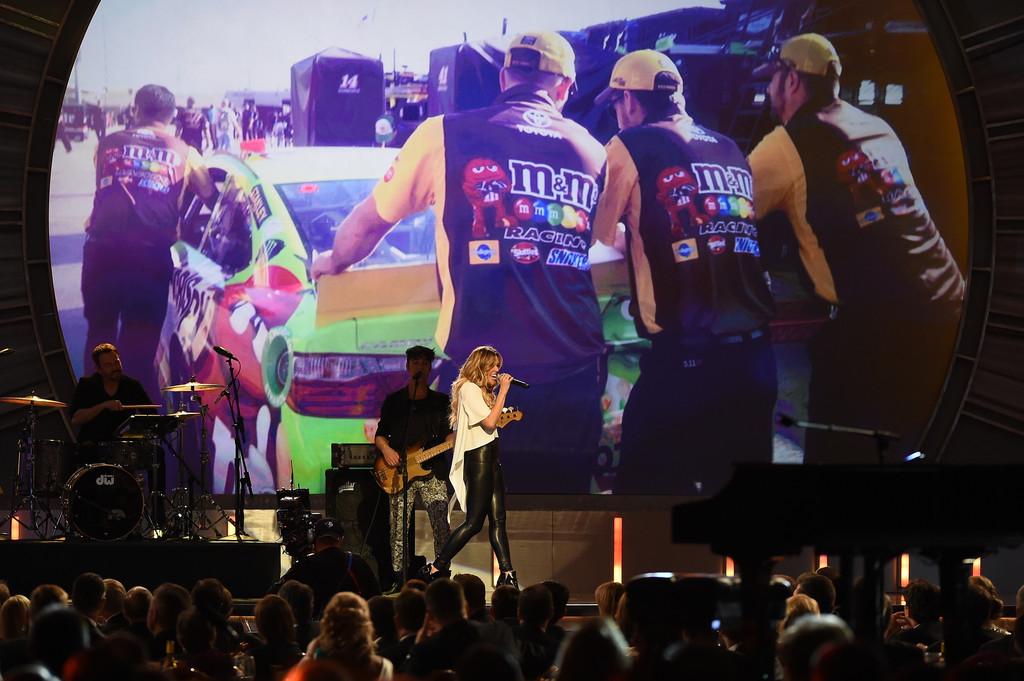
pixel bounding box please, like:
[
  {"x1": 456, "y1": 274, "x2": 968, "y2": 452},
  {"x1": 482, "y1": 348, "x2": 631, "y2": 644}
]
[{"x1": 422, "y1": 345, "x2": 518, "y2": 588}]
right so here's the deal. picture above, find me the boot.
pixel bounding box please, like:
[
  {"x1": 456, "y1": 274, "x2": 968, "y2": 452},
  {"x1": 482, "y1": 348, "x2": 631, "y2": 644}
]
[
  {"x1": 496, "y1": 569, "x2": 519, "y2": 589},
  {"x1": 416, "y1": 562, "x2": 450, "y2": 583}
]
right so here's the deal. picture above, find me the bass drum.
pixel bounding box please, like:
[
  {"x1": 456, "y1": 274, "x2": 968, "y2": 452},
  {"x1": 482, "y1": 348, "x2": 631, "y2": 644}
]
[{"x1": 63, "y1": 464, "x2": 144, "y2": 541}]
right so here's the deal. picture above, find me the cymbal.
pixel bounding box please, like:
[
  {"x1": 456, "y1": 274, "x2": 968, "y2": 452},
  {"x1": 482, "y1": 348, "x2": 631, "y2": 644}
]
[
  {"x1": 167, "y1": 410, "x2": 201, "y2": 420},
  {"x1": 121, "y1": 404, "x2": 162, "y2": 409},
  {"x1": 161, "y1": 381, "x2": 224, "y2": 392},
  {"x1": 0, "y1": 395, "x2": 67, "y2": 408}
]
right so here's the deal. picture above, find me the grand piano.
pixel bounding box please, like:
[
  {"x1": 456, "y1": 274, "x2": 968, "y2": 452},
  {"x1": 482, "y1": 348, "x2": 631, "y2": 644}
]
[{"x1": 672, "y1": 463, "x2": 1024, "y2": 670}]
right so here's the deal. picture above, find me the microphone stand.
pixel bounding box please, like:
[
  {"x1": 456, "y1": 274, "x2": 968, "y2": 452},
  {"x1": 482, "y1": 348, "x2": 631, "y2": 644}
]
[
  {"x1": 221, "y1": 356, "x2": 252, "y2": 539},
  {"x1": 777, "y1": 413, "x2": 901, "y2": 465}
]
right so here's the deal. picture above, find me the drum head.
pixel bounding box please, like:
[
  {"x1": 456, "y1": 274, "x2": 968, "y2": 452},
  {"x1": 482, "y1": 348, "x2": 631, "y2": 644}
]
[{"x1": 63, "y1": 464, "x2": 144, "y2": 541}]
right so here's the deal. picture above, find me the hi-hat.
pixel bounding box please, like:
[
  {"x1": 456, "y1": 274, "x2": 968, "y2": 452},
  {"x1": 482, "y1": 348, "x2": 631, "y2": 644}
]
[
  {"x1": 167, "y1": 410, "x2": 201, "y2": 420},
  {"x1": 162, "y1": 381, "x2": 224, "y2": 392},
  {"x1": 0, "y1": 395, "x2": 67, "y2": 408}
]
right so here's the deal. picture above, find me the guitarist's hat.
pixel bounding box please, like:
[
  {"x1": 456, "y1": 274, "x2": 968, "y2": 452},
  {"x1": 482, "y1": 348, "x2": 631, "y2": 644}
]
[{"x1": 315, "y1": 517, "x2": 344, "y2": 540}]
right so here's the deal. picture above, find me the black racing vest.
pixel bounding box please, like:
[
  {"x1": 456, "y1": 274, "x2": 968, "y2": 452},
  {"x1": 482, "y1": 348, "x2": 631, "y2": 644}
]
[
  {"x1": 440, "y1": 87, "x2": 606, "y2": 382},
  {"x1": 785, "y1": 99, "x2": 964, "y2": 318},
  {"x1": 618, "y1": 118, "x2": 776, "y2": 341},
  {"x1": 89, "y1": 125, "x2": 191, "y2": 248}
]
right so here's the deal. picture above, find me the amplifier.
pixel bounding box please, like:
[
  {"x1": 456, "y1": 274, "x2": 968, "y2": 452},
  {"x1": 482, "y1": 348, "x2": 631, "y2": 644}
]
[{"x1": 330, "y1": 443, "x2": 379, "y2": 469}]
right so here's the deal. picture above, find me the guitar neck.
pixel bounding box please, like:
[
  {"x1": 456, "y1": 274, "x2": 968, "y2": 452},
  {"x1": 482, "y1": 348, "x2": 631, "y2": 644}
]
[
  {"x1": 413, "y1": 441, "x2": 454, "y2": 465},
  {"x1": 410, "y1": 410, "x2": 521, "y2": 465}
]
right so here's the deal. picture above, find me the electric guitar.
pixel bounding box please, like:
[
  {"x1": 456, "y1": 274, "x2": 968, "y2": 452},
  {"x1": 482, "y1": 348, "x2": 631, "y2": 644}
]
[{"x1": 373, "y1": 408, "x2": 522, "y2": 495}]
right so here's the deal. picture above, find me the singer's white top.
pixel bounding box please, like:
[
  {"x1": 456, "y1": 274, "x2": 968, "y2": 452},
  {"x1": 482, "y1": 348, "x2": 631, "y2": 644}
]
[{"x1": 448, "y1": 381, "x2": 497, "y2": 518}]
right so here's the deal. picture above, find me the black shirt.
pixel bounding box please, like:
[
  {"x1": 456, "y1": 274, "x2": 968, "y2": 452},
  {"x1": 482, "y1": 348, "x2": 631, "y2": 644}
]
[
  {"x1": 271, "y1": 546, "x2": 381, "y2": 618},
  {"x1": 69, "y1": 373, "x2": 155, "y2": 445},
  {"x1": 375, "y1": 386, "x2": 452, "y2": 481}
]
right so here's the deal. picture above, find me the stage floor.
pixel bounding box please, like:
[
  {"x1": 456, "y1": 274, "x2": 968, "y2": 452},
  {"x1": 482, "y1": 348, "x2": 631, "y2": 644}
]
[{"x1": 0, "y1": 537, "x2": 283, "y2": 599}]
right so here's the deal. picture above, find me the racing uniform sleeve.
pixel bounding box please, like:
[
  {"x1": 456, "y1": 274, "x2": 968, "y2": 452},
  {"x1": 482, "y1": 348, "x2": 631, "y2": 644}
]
[
  {"x1": 185, "y1": 146, "x2": 216, "y2": 202},
  {"x1": 593, "y1": 135, "x2": 639, "y2": 248},
  {"x1": 372, "y1": 116, "x2": 446, "y2": 224},
  {"x1": 748, "y1": 125, "x2": 838, "y2": 303},
  {"x1": 747, "y1": 125, "x2": 803, "y2": 219}
]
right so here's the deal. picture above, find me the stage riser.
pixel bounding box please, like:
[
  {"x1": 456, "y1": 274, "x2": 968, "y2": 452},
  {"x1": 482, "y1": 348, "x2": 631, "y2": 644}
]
[{"x1": 0, "y1": 540, "x2": 281, "y2": 599}]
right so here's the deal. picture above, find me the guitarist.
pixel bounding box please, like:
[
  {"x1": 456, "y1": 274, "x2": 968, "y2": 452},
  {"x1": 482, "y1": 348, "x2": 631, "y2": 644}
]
[{"x1": 374, "y1": 345, "x2": 453, "y2": 586}]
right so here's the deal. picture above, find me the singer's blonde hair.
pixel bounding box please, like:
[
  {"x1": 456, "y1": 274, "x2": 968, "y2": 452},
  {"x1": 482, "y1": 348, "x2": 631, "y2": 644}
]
[{"x1": 449, "y1": 346, "x2": 502, "y2": 429}]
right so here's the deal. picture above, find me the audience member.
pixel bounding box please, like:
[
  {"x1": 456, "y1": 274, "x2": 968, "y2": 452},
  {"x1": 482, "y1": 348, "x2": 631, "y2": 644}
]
[
  {"x1": 614, "y1": 590, "x2": 636, "y2": 649},
  {"x1": 61, "y1": 632, "x2": 152, "y2": 681},
  {"x1": 980, "y1": 612, "x2": 1024, "y2": 658},
  {"x1": 777, "y1": 613, "x2": 853, "y2": 681},
  {"x1": 192, "y1": 577, "x2": 261, "y2": 654},
  {"x1": 98, "y1": 579, "x2": 128, "y2": 634},
  {"x1": 782, "y1": 594, "x2": 820, "y2": 631},
  {"x1": 367, "y1": 595, "x2": 397, "y2": 652},
  {"x1": 121, "y1": 586, "x2": 154, "y2": 644},
  {"x1": 270, "y1": 518, "x2": 381, "y2": 618},
  {"x1": 27, "y1": 604, "x2": 90, "y2": 678},
  {"x1": 377, "y1": 588, "x2": 424, "y2": 668},
  {"x1": 147, "y1": 582, "x2": 191, "y2": 664},
  {"x1": 541, "y1": 580, "x2": 570, "y2": 643},
  {"x1": 456, "y1": 642, "x2": 525, "y2": 681},
  {"x1": 512, "y1": 584, "x2": 559, "y2": 680},
  {"x1": 623, "y1": 575, "x2": 683, "y2": 680},
  {"x1": 453, "y1": 573, "x2": 517, "y2": 659},
  {"x1": 794, "y1": 573, "x2": 837, "y2": 616},
  {"x1": 306, "y1": 591, "x2": 392, "y2": 681},
  {"x1": 666, "y1": 640, "x2": 748, "y2": 681},
  {"x1": 492, "y1": 585, "x2": 521, "y2": 627},
  {"x1": 887, "y1": 579, "x2": 942, "y2": 647},
  {"x1": 277, "y1": 580, "x2": 319, "y2": 650},
  {"x1": 252, "y1": 594, "x2": 304, "y2": 681},
  {"x1": 175, "y1": 606, "x2": 236, "y2": 681},
  {"x1": 70, "y1": 572, "x2": 107, "y2": 644},
  {"x1": 556, "y1": 617, "x2": 632, "y2": 681},
  {"x1": 1, "y1": 595, "x2": 31, "y2": 640},
  {"x1": 810, "y1": 640, "x2": 886, "y2": 681},
  {"x1": 403, "y1": 578, "x2": 480, "y2": 678},
  {"x1": 0, "y1": 585, "x2": 70, "y2": 675},
  {"x1": 928, "y1": 584, "x2": 1011, "y2": 658},
  {"x1": 970, "y1": 575, "x2": 1010, "y2": 635},
  {"x1": 595, "y1": 581, "x2": 626, "y2": 618}
]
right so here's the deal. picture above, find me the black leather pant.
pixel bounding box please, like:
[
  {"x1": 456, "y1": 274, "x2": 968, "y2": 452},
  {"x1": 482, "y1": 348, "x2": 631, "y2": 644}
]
[{"x1": 434, "y1": 440, "x2": 512, "y2": 572}]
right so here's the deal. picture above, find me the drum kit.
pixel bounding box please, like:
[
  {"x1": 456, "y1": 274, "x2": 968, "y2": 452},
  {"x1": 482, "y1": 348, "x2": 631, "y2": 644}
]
[{"x1": 0, "y1": 379, "x2": 230, "y2": 541}]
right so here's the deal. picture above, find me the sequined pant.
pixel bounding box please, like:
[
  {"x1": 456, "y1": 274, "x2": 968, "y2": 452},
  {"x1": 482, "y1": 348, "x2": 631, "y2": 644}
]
[{"x1": 389, "y1": 474, "x2": 451, "y2": 573}]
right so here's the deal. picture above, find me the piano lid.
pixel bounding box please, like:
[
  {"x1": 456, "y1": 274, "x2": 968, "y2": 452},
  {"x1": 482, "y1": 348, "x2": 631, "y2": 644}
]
[{"x1": 672, "y1": 463, "x2": 1024, "y2": 558}]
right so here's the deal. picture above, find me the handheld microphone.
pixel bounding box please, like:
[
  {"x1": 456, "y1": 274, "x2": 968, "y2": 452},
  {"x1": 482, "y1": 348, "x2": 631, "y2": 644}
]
[
  {"x1": 213, "y1": 345, "x2": 236, "y2": 360},
  {"x1": 510, "y1": 378, "x2": 530, "y2": 390}
]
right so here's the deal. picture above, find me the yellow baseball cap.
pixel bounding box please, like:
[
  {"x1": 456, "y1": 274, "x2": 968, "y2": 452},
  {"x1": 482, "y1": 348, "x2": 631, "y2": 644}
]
[
  {"x1": 753, "y1": 33, "x2": 842, "y2": 78},
  {"x1": 595, "y1": 50, "x2": 682, "y2": 105},
  {"x1": 504, "y1": 31, "x2": 576, "y2": 80}
]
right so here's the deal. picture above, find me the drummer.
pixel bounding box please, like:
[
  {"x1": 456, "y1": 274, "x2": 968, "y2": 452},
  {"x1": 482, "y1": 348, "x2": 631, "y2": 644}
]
[
  {"x1": 70, "y1": 342, "x2": 158, "y2": 455},
  {"x1": 70, "y1": 342, "x2": 166, "y2": 531}
]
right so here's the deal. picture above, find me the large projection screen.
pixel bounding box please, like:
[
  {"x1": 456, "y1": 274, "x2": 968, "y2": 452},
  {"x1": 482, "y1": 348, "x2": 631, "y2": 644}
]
[{"x1": 49, "y1": 0, "x2": 968, "y2": 495}]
